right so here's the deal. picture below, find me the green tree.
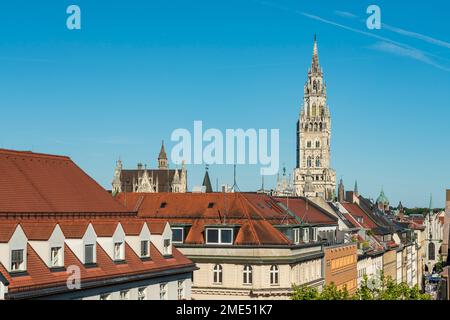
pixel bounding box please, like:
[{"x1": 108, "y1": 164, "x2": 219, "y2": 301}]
[{"x1": 292, "y1": 274, "x2": 432, "y2": 300}]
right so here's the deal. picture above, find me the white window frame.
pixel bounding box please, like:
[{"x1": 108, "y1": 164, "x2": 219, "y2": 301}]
[
  {"x1": 172, "y1": 227, "x2": 184, "y2": 244},
  {"x1": 206, "y1": 228, "x2": 233, "y2": 245},
  {"x1": 10, "y1": 249, "x2": 25, "y2": 272},
  {"x1": 114, "y1": 241, "x2": 124, "y2": 261},
  {"x1": 243, "y1": 265, "x2": 253, "y2": 285},
  {"x1": 120, "y1": 290, "x2": 130, "y2": 300},
  {"x1": 213, "y1": 264, "x2": 223, "y2": 284},
  {"x1": 270, "y1": 265, "x2": 279, "y2": 285},
  {"x1": 163, "y1": 238, "x2": 171, "y2": 255},
  {"x1": 138, "y1": 287, "x2": 147, "y2": 300},
  {"x1": 99, "y1": 293, "x2": 111, "y2": 300},
  {"x1": 84, "y1": 244, "x2": 95, "y2": 264},
  {"x1": 160, "y1": 283, "x2": 168, "y2": 300},
  {"x1": 140, "y1": 240, "x2": 150, "y2": 258},
  {"x1": 177, "y1": 280, "x2": 185, "y2": 300},
  {"x1": 50, "y1": 246, "x2": 63, "y2": 268},
  {"x1": 293, "y1": 228, "x2": 300, "y2": 244},
  {"x1": 303, "y1": 228, "x2": 310, "y2": 243}
]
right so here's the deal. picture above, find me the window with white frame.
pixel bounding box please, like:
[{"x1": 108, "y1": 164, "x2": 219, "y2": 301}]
[
  {"x1": 84, "y1": 244, "x2": 95, "y2": 264},
  {"x1": 10, "y1": 249, "x2": 24, "y2": 272},
  {"x1": 138, "y1": 287, "x2": 147, "y2": 300},
  {"x1": 303, "y1": 228, "x2": 309, "y2": 243},
  {"x1": 213, "y1": 264, "x2": 223, "y2": 284},
  {"x1": 114, "y1": 242, "x2": 124, "y2": 261},
  {"x1": 99, "y1": 293, "x2": 111, "y2": 300},
  {"x1": 172, "y1": 227, "x2": 184, "y2": 243},
  {"x1": 140, "y1": 240, "x2": 149, "y2": 258},
  {"x1": 163, "y1": 238, "x2": 171, "y2": 255},
  {"x1": 311, "y1": 228, "x2": 317, "y2": 241},
  {"x1": 160, "y1": 283, "x2": 168, "y2": 300},
  {"x1": 270, "y1": 265, "x2": 279, "y2": 285},
  {"x1": 293, "y1": 228, "x2": 300, "y2": 244},
  {"x1": 50, "y1": 247, "x2": 63, "y2": 267},
  {"x1": 120, "y1": 290, "x2": 130, "y2": 300},
  {"x1": 206, "y1": 228, "x2": 233, "y2": 245},
  {"x1": 243, "y1": 265, "x2": 252, "y2": 285},
  {"x1": 177, "y1": 280, "x2": 185, "y2": 300}
]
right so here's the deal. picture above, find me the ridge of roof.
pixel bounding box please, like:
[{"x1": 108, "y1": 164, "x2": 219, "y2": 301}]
[{"x1": 0, "y1": 149, "x2": 71, "y2": 161}]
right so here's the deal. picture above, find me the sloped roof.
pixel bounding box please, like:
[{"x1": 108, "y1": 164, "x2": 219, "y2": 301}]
[
  {"x1": 115, "y1": 192, "x2": 300, "y2": 246},
  {"x1": 274, "y1": 197, "x2": 338, "y2": 225},
  {"x1": 0, "y1": 241, "x2": 194, "y2": 296},
  {"x1": 0, "y1": 149, "x2": 130, "y2": 214},
  {"x1": 341, "y1": 203, "x2": 378, "y2": 229}
]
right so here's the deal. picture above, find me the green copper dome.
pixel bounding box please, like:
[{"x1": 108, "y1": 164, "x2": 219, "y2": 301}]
[{"x1": 376, "y1": 189, "x2": 389, "y2": 205}]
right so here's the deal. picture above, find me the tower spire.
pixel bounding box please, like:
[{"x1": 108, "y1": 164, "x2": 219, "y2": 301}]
[{"x1": 312, "y1": 34, "x2": 319, "y2": 72}]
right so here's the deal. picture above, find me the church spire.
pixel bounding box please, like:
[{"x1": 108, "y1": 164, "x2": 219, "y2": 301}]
[
  {"x1": 158, "y1": 140, "x2": 168, "y2": 169},
  {"x1": 311, "y1": 34, "x2": 320, "y2": 73}
]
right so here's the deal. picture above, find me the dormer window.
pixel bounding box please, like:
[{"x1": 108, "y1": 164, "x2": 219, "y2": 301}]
[
  {"x1": 160, "y1": 202, "x2": 167, "y2": 208},
  {"x1": 114, "y1": 242, "x2": 124, "y2": 261},
  {"x1": 163, "y1": 238, "x2": 171, "y2": 255},
  {"x1": 50, "y1": 247, "x2": 63, "y2": 268},
  {"x1": 206, "y1": 228, "x2": 233, "y2": 245},
  {"x1": 172, "y1": 227, "x2": 184, "y2": 244},
  {"x1": 140, "y1": 240, "x2": 149, "y2": 258},
  {"x1": 84, "y1": 244, "x2": 95, "y2": 264},
  {"x1": 207, "y1": 202, "x2": 215, "y2": 208},
  {"x1": 11, "y1": 249, "x2": 24, "y2": 272},
  {"x1": 293, "y1": 228, "x2": 301, "y2": 244},
  {"x1": 303, "y1": 228, "x2": 310, "y2": 243}
]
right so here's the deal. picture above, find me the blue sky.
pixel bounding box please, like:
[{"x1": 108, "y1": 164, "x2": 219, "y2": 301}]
[{"x1": 0, "y1": 0, "x2": 449, "y2": 207}]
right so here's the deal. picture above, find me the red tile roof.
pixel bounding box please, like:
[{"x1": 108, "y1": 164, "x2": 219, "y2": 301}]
[
  {"x1": 20, "y1": 221, "x2": 58, "y2": 241},
  {"x1": 0, "y1": 241, "x2": 194, "y2": 296},
  {"x1": 274, "y1": 197, "x2": 338, "y2": 225},
  {"x1": 0, "y1": 222, "x2": 19, "y2": 243},
  {"x1": 115, "y1": 192, "x2": 299, "y2": 246},
  {"x1": 341, "y1": 203, "x2": 378, "y2": 229},
  {"x1": 0, "y1": 149, "x2": 130, "y2": 214}
]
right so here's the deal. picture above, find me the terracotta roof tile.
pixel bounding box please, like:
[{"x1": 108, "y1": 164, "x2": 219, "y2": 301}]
[
  {"x1": 116, "y1": 192, "x2": 302, "y2": 246},
  {"x1": 0, "y1": 149, "x2": 130, "y2": 214},
  {"x1": 0, "y1": 222, "x2": 19, "y2": 243}
]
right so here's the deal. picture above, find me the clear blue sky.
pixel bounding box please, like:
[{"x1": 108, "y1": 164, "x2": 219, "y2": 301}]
[{"x1": 0, "y1": 0, "x2": 449, "y2": 208}]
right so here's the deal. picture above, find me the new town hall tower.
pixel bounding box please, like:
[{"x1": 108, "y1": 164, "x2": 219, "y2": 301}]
[{"x1": 293, "y1": 36, "x2": 336, "y2": 200}]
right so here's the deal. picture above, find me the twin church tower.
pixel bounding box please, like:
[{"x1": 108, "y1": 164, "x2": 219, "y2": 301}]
[{"x1": 293, "y1": 35, "x2": 336, "y2": 200}]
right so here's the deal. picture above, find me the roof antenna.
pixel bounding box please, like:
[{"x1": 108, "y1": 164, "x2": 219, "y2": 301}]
[{"x1": 231, "y1": 164, "x2": 240, "y2": 192}]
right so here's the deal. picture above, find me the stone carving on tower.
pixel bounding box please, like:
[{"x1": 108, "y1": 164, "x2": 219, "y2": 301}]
[
  {"x1": 111, "y1": 159, "x2": 123, "y2": 196},
  {"x1": 293, "y1": 35, "x2": 336, "y2": 200},
  {"x1": 275, "y1": 166, "x2": 295, "y2": 196}
]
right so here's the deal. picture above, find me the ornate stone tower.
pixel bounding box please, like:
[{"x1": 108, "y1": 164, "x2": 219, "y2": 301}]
[
  {"x1": 293, "y1": 35, "x2": 336, "y2": 200},
  {"x1": 158, "y1": 140, "x2": 168, "y2": 169}
]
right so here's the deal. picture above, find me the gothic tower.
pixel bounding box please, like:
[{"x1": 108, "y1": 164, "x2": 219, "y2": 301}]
[
  {"x1": 158, "y1": 140, "x2": 168, "y2": 169},
  {"x1": 293, "y1": 35, "x2": 336, "y2": 200}
]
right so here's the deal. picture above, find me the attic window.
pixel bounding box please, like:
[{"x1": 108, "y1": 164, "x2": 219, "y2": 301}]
[
  {"x1": 208, "y1": 202, "x2": 214, "y2": 208},
  {"x1": 160, "y1": 202, "x2": 167, "y2": 208}
]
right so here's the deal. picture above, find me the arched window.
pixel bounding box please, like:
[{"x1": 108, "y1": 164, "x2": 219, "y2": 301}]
[
  {"x1": 307, "y1": 157, "x2": 312, "y2": 168},
  {"x1": 319, "y1": 123, "x2": 323, "y2": 131},
  {"x1": 306, "y1": 141, "x2": 312, "y2": 148},
  {"x1": 315, "y1": 157, "x2": 321, "y2": 168},
  {"x1": 243, "y1": 265, "x2": 252, "y2": 285},
  {"x1": 314, "y1": 123, "x2": 318, "y2": 131},
  {"x1": 313, "y1": 80, "x2": 317, "y2": 91},
  {"x1": 270, "y1": 265, "x2": 279, "y2": 285},
  {"x1": 315, "y1": 140, "x2": 320, "y2": 148},
  {"x1": 213, "y1": 264, "x2": 223, "y2": 284},
  {"x1": 312, "y1": 104, "x2": 317, "y2": 117},
  {"x1": 319, "y1": 105, "x2": 324, "y2": 116},
  {"x1": 428, "y1": 243, "x2": 435, "y2": 261}
]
